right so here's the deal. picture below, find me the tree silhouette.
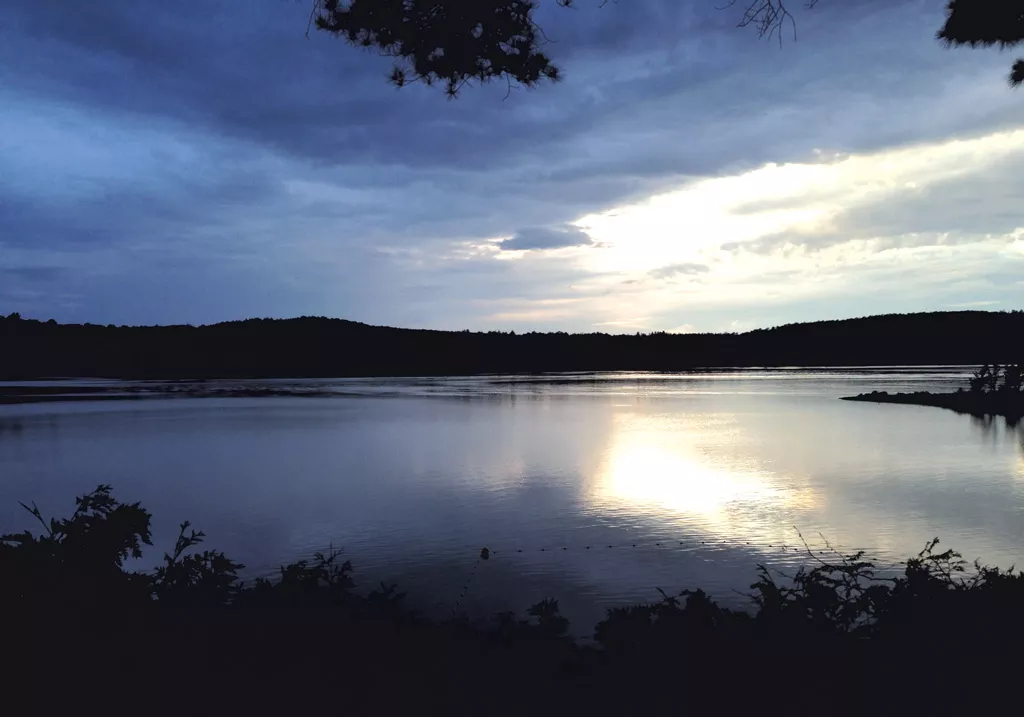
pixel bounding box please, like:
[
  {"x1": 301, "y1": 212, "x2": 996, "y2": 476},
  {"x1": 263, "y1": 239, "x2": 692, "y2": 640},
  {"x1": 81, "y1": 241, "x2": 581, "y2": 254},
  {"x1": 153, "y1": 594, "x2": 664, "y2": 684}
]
[
  {"x1": 312, "y1": 2, "x2": 1024, "y2": 96},
  {"x1": 739, "y1": 1, "x2": 1024, "y2": 87},
  {"x1": 728, "y1": 0, "x2": 820, "y2": 43},
  {"x1": 312, "y1": 0, "x2": 566, "y2": 97},
  {"x1": 1001, "y1": 363, "x2": 1024, "y2": 393},
  {"x1": 937, "y1": 0, "x2": 1024, "y2": 86}
]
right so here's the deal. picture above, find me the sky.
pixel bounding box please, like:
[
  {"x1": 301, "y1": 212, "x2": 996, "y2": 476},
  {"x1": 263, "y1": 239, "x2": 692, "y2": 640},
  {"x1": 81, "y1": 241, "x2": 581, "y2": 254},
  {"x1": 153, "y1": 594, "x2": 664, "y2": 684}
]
[{"x1": 1, "y1": 0, "x2": 1023, "y2": 333}]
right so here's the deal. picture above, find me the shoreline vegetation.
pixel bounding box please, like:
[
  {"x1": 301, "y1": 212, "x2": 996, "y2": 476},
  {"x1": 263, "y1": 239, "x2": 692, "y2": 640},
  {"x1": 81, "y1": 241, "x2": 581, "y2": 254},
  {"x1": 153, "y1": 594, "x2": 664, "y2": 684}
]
[
  {"x1": 0, "y1": 382, "x2": 344, "y2": 405},
  {"x1": 843, "y1": 363, "x2": 1024, "y2": 422},
  {"x1": 5, "y1": 486, "x2": 1024, "y2": 714},
  {"x1": 3, "y1": 309, "x2": 1024, "y2": 380}
]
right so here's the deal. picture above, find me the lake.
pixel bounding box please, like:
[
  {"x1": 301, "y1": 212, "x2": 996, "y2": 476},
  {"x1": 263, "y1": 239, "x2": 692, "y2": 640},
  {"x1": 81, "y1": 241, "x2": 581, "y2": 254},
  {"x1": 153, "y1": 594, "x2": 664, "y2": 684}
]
[{"x1": 2, "y1": 368, "x2": 1022, "y2": 635}]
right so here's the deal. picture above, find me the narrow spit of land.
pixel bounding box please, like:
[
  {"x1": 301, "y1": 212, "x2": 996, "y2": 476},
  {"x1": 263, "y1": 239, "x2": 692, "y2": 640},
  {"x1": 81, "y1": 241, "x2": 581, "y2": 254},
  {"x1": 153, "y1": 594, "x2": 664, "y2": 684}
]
[
  {"x1": 841, "y1": 389, "x2": 1024, "y2": 421},
  {"x1": 842, "y1": 363, "x2": 1024, "y2": 421}
]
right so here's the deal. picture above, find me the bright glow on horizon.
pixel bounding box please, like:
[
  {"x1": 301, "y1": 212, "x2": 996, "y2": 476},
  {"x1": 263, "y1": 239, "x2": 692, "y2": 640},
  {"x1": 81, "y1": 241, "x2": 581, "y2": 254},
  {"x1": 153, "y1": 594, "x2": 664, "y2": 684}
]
[
  {"x1": 481, "y1": 128, "x2": 1024, "y2": 330},
  {"x1": 578, "y1": 128, "x2": 1024, "y2": 266}
]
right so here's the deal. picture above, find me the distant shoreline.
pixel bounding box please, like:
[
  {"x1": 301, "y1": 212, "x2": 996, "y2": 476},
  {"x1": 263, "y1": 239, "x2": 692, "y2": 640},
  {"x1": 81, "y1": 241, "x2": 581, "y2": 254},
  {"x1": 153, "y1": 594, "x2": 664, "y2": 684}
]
[
  {"x1": 0, "y1": 383, "x2": 344, "y2": 405},
  {"x1": 4, "y1": 310, "x2": 1024, "y2": 380},
  {"x1": 840, "y1": 390, "x2": 1024, "y2": 421},
  {"x1": 0, "y1": 368, "x2": 974, "y2": 407}
]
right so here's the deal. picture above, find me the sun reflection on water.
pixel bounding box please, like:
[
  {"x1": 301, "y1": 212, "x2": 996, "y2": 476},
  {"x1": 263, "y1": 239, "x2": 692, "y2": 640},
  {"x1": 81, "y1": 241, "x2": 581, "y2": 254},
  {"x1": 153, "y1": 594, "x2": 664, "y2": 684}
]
[
  {"x1": 587, "y1": 412, "x2": 817, "y2": 544},
  {"x1": 597, "y1": 443, "x2": 773, "y2": 516}
]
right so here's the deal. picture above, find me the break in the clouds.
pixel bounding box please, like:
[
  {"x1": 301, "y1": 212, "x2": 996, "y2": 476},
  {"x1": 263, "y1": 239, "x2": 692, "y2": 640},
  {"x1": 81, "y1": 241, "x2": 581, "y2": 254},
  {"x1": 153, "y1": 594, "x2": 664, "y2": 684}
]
[{"x1": 0, "y1": 0, "x2": 1021, "y2": 332}]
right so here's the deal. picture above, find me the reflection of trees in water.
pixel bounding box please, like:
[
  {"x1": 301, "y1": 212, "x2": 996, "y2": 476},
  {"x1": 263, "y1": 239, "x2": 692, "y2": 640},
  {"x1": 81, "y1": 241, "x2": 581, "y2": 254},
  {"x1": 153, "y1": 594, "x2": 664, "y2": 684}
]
[{"x1": 971, "y1": 414, "x2": 1024, "y2": 452}]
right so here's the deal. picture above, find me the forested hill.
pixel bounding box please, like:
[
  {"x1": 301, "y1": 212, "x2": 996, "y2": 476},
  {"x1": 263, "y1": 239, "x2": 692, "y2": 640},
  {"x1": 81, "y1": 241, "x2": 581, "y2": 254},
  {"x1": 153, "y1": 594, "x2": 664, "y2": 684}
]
[{"x1": 2, "y1": 310, "x2": 1023, "y2": 379}]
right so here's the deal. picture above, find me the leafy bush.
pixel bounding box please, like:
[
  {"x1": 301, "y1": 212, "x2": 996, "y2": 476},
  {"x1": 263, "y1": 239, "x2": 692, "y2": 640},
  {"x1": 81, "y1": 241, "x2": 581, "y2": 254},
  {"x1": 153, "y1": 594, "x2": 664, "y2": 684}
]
[{"x1": 0, "y1": 485, "x2": 153, "y2": 612}]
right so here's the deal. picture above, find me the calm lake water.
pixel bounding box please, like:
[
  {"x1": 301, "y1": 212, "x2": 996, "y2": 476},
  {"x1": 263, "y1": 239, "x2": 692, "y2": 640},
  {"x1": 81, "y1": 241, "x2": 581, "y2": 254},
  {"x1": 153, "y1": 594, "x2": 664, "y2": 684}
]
[{"x1": 2, "y1": 368, "x2": 1022, "y2": 634}]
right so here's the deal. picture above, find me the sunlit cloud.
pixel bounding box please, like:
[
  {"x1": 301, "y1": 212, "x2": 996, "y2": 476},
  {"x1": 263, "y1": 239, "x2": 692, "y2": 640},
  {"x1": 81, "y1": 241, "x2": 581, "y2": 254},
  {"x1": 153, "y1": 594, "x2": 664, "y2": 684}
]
[
  {"x1": 580, "y1": 128, "x2": 1024, "y2": 265},
  {"x1": 527, "y1": 127, "x2": 1024, "y2": 330}
]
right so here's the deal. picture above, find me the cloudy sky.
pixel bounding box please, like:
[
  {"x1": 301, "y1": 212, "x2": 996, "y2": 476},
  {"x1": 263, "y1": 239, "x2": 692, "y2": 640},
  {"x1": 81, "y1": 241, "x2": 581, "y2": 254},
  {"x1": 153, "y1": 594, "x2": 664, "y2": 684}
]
[{"x1": 1, "y1": 0, "x2": 1022, "y2": 333}]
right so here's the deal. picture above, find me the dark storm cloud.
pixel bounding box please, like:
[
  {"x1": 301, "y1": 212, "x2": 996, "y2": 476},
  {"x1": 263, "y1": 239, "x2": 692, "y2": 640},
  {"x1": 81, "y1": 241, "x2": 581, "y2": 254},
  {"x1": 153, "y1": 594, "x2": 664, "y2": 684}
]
[
  {"x1": 1, "y1": 0, "x2": 619, "y2": 171},
  {"x1": 1, "y1": 0, "x2": 1020, "y2": 327},
  {"x1": 499, "y1": 225, "x2": 595, "y2": 251},
  {"x1": 1, "y1": 159, "x2": 288, "y2": 250},
  {"x1": 3, "y1": 0, "x2": 1009, "y2": 180},
  {"x1": 0, "y1": 266, "x2": 66, "y2": 283}
]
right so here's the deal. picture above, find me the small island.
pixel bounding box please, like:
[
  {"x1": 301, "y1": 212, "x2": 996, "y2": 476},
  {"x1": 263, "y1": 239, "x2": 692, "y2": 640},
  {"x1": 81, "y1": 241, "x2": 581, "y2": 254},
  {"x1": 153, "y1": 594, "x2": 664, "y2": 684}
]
[{"x1": 842, "y1": 364, "x2": 1024, "y2": 422}]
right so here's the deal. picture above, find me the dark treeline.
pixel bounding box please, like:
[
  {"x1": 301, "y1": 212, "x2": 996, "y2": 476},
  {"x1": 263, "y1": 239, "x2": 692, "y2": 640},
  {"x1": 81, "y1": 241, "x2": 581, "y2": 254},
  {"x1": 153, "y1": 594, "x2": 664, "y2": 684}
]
[{"x1": 3, "y1": 309, "x2": 1024, "y2": 379}]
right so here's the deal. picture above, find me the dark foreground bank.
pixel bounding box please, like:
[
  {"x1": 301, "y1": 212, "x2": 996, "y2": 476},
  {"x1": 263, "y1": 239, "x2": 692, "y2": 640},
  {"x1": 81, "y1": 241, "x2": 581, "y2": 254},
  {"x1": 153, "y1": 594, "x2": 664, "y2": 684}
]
[{"x1": 3, "y1": 487, "x2": 1023, "y2": 716}]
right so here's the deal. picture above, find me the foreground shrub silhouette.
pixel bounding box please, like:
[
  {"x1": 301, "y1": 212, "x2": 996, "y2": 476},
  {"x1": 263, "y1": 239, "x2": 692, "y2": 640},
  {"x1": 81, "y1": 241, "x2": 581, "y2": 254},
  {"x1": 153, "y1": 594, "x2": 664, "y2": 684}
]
[{"x1": 3, "y1": 486, "x2": 1024, "y2": 715}]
